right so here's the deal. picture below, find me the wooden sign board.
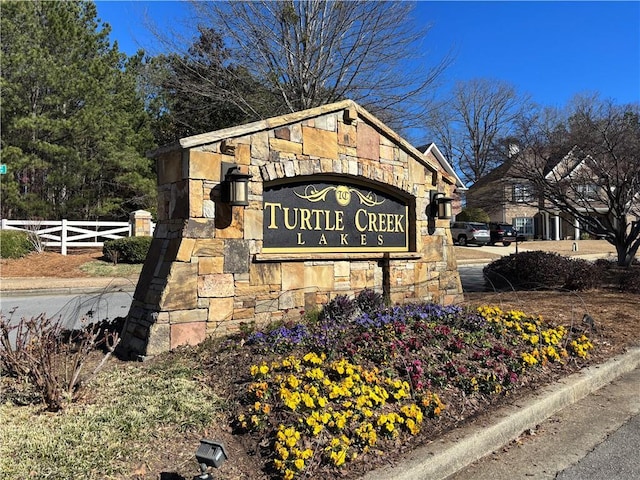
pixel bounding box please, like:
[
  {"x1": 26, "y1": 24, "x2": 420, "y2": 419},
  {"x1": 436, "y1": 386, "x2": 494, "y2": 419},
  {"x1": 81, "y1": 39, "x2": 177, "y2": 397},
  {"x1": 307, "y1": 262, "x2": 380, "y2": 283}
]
[{"x1": 263, "y1": 181, "x2": 408, "y2": 253}]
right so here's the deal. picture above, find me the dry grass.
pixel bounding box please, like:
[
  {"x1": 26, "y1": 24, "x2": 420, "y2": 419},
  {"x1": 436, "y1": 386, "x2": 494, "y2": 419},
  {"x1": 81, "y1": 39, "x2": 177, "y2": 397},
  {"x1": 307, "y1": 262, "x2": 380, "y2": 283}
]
[{"x1": 455, "y1": 239, "x2": 616, "y2": 261}]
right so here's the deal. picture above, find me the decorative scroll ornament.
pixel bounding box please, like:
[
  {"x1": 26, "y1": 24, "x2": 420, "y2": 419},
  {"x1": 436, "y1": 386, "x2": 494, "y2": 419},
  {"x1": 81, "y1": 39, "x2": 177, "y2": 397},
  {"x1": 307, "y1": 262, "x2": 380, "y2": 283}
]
[{"x1": 294, "y1": 185, "x2": 385, "y2": 207}]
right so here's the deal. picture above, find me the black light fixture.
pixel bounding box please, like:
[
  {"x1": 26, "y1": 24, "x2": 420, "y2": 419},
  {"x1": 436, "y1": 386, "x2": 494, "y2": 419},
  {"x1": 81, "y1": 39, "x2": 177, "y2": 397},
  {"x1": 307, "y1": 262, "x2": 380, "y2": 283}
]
[
  {"x1": 195, "y1": 439, "x2": 228, "y2": 479},
  {"x1": 222, "y1": 162, "x2": 252, "y2": 207},
  {"x1": 430, "y1": 192, "x2": 453, "y2": 220}
]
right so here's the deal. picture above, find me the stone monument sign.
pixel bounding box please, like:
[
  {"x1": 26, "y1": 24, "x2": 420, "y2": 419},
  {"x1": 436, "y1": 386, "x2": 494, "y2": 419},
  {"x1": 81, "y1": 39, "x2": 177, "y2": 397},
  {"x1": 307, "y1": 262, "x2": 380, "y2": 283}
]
[{"x1": 119, "y1": 100, "x2": 462, "y2": 358}]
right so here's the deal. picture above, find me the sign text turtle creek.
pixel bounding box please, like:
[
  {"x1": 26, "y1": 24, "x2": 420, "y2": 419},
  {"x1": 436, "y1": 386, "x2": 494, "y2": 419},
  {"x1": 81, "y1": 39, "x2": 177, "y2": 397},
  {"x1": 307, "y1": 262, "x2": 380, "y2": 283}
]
[{"x1": 263, "y1": 182, "x2": 409, "y2": 253}]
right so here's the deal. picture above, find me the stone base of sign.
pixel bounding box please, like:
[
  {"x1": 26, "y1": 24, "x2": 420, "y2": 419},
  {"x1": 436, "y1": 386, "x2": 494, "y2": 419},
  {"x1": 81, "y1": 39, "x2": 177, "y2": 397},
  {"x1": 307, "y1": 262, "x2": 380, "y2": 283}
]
[{"x1": 118, "y1": 100, "x2": 463, "y2": 359}]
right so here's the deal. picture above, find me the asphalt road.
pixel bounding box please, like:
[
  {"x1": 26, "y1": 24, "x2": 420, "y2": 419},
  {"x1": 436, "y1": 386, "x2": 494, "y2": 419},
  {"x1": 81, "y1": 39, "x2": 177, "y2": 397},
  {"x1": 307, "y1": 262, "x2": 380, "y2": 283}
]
[
  {"x1": 0, "y1": 291, "x2": 133, "y2": 331},
  {"x1": 458, "y1": 264, "x2": 487, "y2": 292},
  {"x1": 557, "y1": 414, "x2": 640, "y2": 480}
]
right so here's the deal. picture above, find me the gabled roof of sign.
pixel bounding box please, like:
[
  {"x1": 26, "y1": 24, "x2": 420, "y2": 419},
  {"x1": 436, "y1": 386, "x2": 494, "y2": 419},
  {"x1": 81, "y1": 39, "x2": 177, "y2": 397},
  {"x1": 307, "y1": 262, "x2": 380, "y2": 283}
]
[
  {"x1": 151, "y1": 99, "x2": 456, "y2": 185},
  {"x1": 418, "y1": 143, "x2": 467, "y2": 190}
]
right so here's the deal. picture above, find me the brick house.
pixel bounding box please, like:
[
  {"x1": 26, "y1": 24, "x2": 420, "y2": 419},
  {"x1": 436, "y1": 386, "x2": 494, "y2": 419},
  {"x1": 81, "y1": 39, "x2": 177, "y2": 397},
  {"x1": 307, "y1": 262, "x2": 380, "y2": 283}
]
[
  {"x1": 466, "y1": 147, "x2": 611, "y2": 240},
  {"x1": 465, "y1": 156, "x2": 539, "y2": 238}
]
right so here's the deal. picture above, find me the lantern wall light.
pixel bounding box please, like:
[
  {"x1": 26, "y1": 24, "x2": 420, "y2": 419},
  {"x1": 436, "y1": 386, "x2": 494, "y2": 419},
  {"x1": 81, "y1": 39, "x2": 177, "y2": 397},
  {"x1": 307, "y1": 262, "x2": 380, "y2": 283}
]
[
  {"x1": 222, "y1": 162, "x2": 252, "y2": 207},
  {"x1": 430, "y1": 191, "x2": 453, "y2": 220}
]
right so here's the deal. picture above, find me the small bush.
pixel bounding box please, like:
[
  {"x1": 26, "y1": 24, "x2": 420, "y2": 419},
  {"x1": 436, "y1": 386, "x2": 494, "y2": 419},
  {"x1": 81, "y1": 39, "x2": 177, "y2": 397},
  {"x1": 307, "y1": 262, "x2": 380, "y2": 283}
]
[
  {"x1": 0, "y1": 230, "x2": 34, "y2": 259},
  {"x1": 619, "y1": 264, "x2": 640, "y2": 294},
  {"x1": 103, "y1": 236, "x2": 152, "y2": 263},
  {"x1": 455, "y1": 207, "x2": 490, "y2": 223},
  {"x1": 484, "y1": 251, "x2": 571, "y2": 290},
  {"x1": 0, "y1": 313, "x2": 120, "y2": 411},
  {"x1": 485, "y1": 251, "x2": 609, "y2": 291},
  {"x1": 565, "y1": 258, "x2": 604, "y2": 290},
  {"x1": 590, "y1": 259, "x2": 640, "y2": 293}
]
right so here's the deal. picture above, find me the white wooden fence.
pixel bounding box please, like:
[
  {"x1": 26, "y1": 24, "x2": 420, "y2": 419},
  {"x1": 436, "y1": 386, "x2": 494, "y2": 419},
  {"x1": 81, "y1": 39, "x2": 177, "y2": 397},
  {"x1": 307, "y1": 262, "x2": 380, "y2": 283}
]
[{"x1": 1, "y1": 219, "x2": 132, "y2": 255}]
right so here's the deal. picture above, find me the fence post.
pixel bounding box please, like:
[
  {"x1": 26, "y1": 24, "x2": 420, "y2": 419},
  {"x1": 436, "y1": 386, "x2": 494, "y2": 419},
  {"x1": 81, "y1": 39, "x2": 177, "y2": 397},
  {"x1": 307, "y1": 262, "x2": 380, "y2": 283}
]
[
  {"x1": 1, "y1": 218, "x2": 6, "y2": 230},
  {"x1": 60, "y1": 218, "x2": 68, "y2": 255},
  {"x1": 130, "y1": 210, "x2": 153, "y2": 237}
]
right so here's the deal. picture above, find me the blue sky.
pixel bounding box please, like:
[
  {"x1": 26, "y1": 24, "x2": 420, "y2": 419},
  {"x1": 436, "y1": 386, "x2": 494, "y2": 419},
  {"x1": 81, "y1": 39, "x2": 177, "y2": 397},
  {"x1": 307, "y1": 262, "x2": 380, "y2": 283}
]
[{"x1": 96, "y1": 1, "x2": 639, "y2": 108}]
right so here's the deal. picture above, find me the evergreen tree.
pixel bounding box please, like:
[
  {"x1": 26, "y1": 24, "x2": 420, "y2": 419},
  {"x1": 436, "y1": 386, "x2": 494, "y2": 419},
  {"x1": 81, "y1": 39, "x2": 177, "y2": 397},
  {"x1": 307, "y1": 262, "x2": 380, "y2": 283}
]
[{"x1": 1, "y1": 0, "x2": 156, "y2": 220}]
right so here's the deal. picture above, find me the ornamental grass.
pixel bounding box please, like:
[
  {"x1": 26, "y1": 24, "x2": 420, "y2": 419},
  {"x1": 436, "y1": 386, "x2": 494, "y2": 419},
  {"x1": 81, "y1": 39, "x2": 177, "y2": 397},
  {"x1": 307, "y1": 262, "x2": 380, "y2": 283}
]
[{"x1": 225, "y1": 293, "x2": 596, "y2": 479}]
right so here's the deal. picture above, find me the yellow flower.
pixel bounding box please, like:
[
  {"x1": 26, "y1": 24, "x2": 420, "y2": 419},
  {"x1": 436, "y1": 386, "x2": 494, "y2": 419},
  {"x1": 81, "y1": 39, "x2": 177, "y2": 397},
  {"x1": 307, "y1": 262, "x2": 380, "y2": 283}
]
[
  {"x1": 303, "y1": 352, "x2": 324, "y2": 365},
  {"x1": 288, "y1": 374, "x2": 300, "y2": 389},
  {"x1": 301, "y1": 393, "x2": 315, "y2": 408},
  {"x1": 521, "y1": 352, "x2": 538, "y2": 366},
  {"x1": 331, "y1": 449, "x2": 347, "y2": 466},
  {"x1": 294, "y1": 458, "x2": 305, "y2": 470},
  {"x1": 405, "y1": 418, "x2": 420, "y2": 434},
  {"x1": 306, "y1": 367, "x2": 324, "y2": 380}
]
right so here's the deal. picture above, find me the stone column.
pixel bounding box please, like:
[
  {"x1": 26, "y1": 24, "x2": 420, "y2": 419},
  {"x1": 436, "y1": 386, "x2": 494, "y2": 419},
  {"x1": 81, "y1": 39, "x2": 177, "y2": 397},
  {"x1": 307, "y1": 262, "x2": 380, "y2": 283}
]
[{"x1": 130, "y1": 210, "x2": 153, "y2": 237}]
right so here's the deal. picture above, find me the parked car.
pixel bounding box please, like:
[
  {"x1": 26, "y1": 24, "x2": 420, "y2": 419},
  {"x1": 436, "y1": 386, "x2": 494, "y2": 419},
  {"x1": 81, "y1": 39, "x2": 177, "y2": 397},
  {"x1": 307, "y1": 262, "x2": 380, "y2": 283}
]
[
  {"x1": 488, "y1": 223, "x2": 526, "y2": 246},
  {"x1": 450, "y1": 222, "x2": 491, "y2": 246}
]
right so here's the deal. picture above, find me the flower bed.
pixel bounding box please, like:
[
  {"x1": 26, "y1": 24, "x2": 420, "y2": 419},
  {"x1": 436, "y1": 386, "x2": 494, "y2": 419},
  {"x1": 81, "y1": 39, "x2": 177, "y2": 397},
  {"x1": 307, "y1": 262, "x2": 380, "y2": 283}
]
[{"x1": 214, "y1": 292, "x2": 595, "y2": 479}]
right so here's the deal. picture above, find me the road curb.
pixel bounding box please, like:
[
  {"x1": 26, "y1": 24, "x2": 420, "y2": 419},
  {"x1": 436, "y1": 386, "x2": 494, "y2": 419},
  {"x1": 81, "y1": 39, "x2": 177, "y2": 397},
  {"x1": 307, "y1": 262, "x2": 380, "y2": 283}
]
[
  {"x1": 1, "y1": 285, "x2": 136, "y2": 297},
  {"x1": 1, "y1": 278, "x2": 138, "y2": 297},
  {"x1": 362, "y1": 346, "x2": 640, "y2": 480}
]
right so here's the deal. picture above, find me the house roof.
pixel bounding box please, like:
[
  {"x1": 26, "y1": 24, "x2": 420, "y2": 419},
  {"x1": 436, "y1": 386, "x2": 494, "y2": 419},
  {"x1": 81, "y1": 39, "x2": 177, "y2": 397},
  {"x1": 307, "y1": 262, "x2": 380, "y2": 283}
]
[
  {"x1": 418, "y1": 143, "x2": 467, "y2": 190},
  {"x1": 150, "y1": 99, "x2": 457, "y2": 185},
  {"x1": 544, "y1": 145, "x2": 587, "y2": 180},
  {"x1": 466, "y1": 157, "x2": 517, "y2": 191},
  {"x1": 468, "y1": 145, "x2": 580, "y2": 192}
]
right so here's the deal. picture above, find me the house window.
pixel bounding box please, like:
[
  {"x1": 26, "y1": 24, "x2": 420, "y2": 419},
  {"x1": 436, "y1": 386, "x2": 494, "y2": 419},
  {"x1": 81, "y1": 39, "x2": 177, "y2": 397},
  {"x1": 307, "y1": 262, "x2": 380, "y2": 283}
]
[
  {"x1": 512, "y1": 184, "x2": 533, "y2": 203},
  {"x1": 514, "y1": 217, "x2": 534, "y2": 236},
  {"x1": 576, "y1": 183, "x2": 598, "y2": 200}
]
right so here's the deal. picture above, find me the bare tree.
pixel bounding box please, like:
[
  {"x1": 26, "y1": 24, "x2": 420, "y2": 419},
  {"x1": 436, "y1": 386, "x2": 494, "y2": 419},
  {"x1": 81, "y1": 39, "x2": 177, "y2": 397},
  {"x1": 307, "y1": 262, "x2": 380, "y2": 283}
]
[
  {"x1": 512, "y1": 95, "x2": 640, "y2": 267},
  {"x1": 426, "y1": 78, "x2": 532, "y2": 183},
  {"x1": 176, "y1": 0, "x2": 451, "y2": 132}
]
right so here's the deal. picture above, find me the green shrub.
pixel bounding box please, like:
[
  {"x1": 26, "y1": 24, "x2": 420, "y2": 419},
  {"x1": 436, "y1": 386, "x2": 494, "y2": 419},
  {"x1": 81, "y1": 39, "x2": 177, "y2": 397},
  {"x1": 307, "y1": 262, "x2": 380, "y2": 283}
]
[
  {"x1": 592, "y1": 259, "x2": 640, "y2": 293},
  {"x1": 618, "y1": 262, "x2": 640, "y2": 294},
  {"x1": 0, "y1": 230, "x2": 34, "y2": 259},
  {"x1": 102, "y1": 236, "x2": 152, "y2": 264},
  {"x1": 564, "y1": 258, "x2": 604, "y2": 290},
  {"x1": 484, "y1": 251, "x2": 570, "y2": 290},
  {"x1": 484, "y1": 251, "x2": 607, "y2": 291}
]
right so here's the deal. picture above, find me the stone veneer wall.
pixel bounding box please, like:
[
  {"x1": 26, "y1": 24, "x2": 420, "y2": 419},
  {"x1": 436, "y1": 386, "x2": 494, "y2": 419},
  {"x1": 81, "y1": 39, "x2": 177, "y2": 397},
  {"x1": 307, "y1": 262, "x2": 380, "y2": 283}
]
[{"x1": 120, "y1": 101, "x2": 462, "y2": 358}]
